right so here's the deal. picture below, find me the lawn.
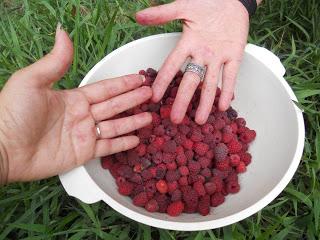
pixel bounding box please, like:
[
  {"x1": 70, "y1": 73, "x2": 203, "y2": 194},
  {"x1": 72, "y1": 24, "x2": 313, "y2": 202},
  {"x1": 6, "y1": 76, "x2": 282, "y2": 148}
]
[{"x1": 0, "y1": 0, "x2": 319, "y2": 239}]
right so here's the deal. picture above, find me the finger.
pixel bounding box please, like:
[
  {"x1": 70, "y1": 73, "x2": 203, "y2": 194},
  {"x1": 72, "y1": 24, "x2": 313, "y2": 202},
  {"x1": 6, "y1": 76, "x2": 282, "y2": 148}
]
[
  {"x1": 14, "y1": 24, "x2": 73, "y2": 87},
  {"x1": 78, "y1": 74, "x2": 145, "y2": 104},
  {"x1": 195, "y1": 61, "x2": 222, "y2": 124},
  {"x1": 98, "y1": 112, "x2": 152, "y2": 139},
  {"x1": 170, "y1": 59, "x2": 204, "y2": 124},
  {"x1": 95, "y1": 136, "x2": 140, "y2": 157},
  {"x1": 152, "y1": 40, "x2": 189, "y2": 102},
  {"x1": 219, "y1": 60, "x2": 240, "y2": 111},
  {"x1": 136, "y1": 1, "x2": 182, "y2": 25},
  {"x1": 91, "y1": 86, "x2": 152, "y2": 121}
]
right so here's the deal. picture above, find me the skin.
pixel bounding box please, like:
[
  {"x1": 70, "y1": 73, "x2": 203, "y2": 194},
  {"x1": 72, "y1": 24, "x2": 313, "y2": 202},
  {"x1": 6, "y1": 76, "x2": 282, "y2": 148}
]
[
  {"x1": 0, "y1": 26, "x2": 153, "y2": 184},
  {"x1": 136, "y1": 0, "x2": 263, "y2": 125}
]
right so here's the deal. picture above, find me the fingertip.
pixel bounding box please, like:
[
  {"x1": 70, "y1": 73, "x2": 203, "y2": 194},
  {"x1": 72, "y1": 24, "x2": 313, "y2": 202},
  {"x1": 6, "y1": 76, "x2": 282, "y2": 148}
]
[
  {"x1": 218, "y1": 99, "x2": 230, "y2": 112},
  {"x1": 170, "y1": 112, "x2": 183, "y2": 124},
  {"x1": 195, "y1": 113, "x2": 207, "y2": 125}
]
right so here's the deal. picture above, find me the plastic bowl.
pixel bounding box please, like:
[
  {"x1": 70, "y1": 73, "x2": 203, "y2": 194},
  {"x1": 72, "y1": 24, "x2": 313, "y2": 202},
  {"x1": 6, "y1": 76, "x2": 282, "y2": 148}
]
[{"x1": 60, "y1": 33, "x2": 305, "y2": 231}]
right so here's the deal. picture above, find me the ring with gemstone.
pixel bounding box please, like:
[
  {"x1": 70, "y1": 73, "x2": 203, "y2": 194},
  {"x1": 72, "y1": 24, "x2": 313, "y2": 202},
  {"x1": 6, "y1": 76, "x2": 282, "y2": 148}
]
[
  {"x1": 185, "y1": 62, "x2": 206, "y2": 81},
  {"x1": 96, "y1": 124, "x2": 102, "y2": 139}
]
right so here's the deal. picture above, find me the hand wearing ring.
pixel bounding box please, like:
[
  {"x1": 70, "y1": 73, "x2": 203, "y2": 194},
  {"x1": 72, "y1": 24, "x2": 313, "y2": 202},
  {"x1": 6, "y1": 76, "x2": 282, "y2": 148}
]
[{"x1": 137, "y1": 0, "x2": 250, "y2": 124}]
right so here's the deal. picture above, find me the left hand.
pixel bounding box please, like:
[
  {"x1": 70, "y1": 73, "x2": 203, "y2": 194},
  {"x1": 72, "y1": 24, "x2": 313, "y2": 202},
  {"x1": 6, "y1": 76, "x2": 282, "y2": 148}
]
[{"x1": 136, "y1": 0, "x2": 249, "y2": 124}]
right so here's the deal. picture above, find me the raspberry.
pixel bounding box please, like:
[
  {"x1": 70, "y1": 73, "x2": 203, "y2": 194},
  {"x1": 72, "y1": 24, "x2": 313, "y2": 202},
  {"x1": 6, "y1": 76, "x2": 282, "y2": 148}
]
[
  {"x1": 174, "y1": 133, "x2": 187, "y2": 145},
  {"x1": 237, "y1": 126, "x2": 248, "y2": 134},
  {"x1": 222, "y1": 125, "x2": 233, "y2": 134},
  {"x1": 167, "y1": 181, "x2": 178, "y2": 193},
  {"x1": 101, "y1": 156, "x2": 114, "y2": 169},
  {"x1": 165, "y1": 97, "x2": 175, "y2": 105},
  {"x1": 170, "y1": 87, "x2": 178, "y2": 97},
  {"x1": 167, "y1": 201, "x2": 184, "y2": 217},
  {"x1": 240, "y1": 152, "x2": 252, "y2": 166},
  {"x1": 155, "y1": 166, "x2": 166, "y2": 179},
  {"x1": 166, "y1": 161, "x2": 177, "y2": 171},
  {"x1": 117, "y1": 181, "x2": 134, "y2": 196},
  {"x1": 149, "y1": 103, "x2": 160, "y2": 112},
  {"x1": 145, "y1": 180, "x2": 157, "y2": 193},
  {"x1": 226, "y1": 107, "x2": 238, "y2": 121},
  {"x1": 179, "y1": 124, "x2": 191, "y2": 135},
  {"x1": 154, "y1": 193, "x2": 169, "y2": 213},
  {"x1": 226, "y1": 181, "x2": 240, "y2": 194},
  {"x1": 183, "y1": 189, "x2": 199, "y2": 207},
  {"x1": 228, "y1": 140, "x2": 242, "y2": 154},
  {"x1": 179, "y1": 176, "x2": 189, "y2": 186},
  {"x1": 235, "y1": 117, "x2": 246, "y2": 127},
  {"x1": 184, "y1": 203, "x2": 198, "y2": 213},
  {"x1": 236, "y1": 161, "x2": 247, "y2": 173},
  {"x1": 201, "y1": 123, "x2": 214, "y2": 134},
  {"x1": 162, "y1": 118, "x2": 171, "y2": 127},
  {"x1": 171, "y1": 189, "x2": 182, "y2": 201},
  {"x1": 138, "y1": 128, "x2": 152, "y2": 139},
  {"x1": 212, "y1": 130, "x2": 222, "y2": 143},
  {"x1": 239, "y1": 129, "x2": 256, "y2": 143},
  {"x1": 176, "y1": 153, "x2": 187, "y2": 166},
  {"x1": 212, "y1": 169, "x2": 229, "y2": 180},
  {"x1": 205, "y1": 150, "x2": 214, "y2": 160},
  {"x1": 215, "y1": 158, "x2": 229, "y2": 171},
  {"x1": 198, "y1": 195, "x2": 210, "y2": 216},
  {"x1": 214, "y1": 118, "x2": 225, "y2": 130},
  {"x1": 207, "y1": 115, "x2": 215, "y2": 124},
  {"x1": 152, "y1": 152, "x2": 163, "y2": 164},
  {"x1": 141, "y1": 158, "x2": 151, "y2": 169},
  {"x1": 130, "y1": 173, "x2": 142, "y2": 184},
  {"x1": 242, "y1": 143, "x2": 249, "y2": 152},
  {"x1": 115, "y1": 152, "x2": 127, "y2": 164},
  {"x1": 141, "y1": 169, "x2": 153, "y2": 181},
  {"x1": 230, "y1": 154, "x2": 241, "y2": 167},
  {"x1": 222, "y1": 132, "x2": 233, "y2": 143},
  {"x1": 163, "y1": 152, "x2": 175, "y2": 163},
  {"x1": 193, "y1": 181, "x2": 206, "y2": 196},
  {"x1": 160, "y1": 106, "x2": 171, "y2": 119},
  {"x1": 166, "y1": 170, "x2": 180, "y2": 182},
  {"x1": 182, "y1": 139, "x2": 194, "y2": 150},
  {"x1": 214, "y1": 143, "x2": 229, "y2": 161},
  {"x1": 176, "y1": 146, "x2": 184, "y2": 155},
  {"x1": 135, "y1": 144, "x2": 147, "y2": 156},
  {"x1": 133, "y1": 163, "x2": 142, "y2": 173},
  {"x1": 146, "y1": 68, "x2": 157, "y2": 78},
  {"x1": 211, "y1": 192, "x2": 225, "y2": 207},
  {"x1": 225, "y1": 172, "x2": 238, "y2": 183},
  {"x1": 204, "y1": 182, "x2": 216, "y2": 195},
  {"x1": 181, "y1": 116, "x2": 191, "y2": 125},
  {"x1": 139, "y1": 70, "x2": 146, "y2": 75},
  {"x1": 117, "y1": 165, "x2": 133, "y2": 178},
  {"x1": 179, "y1": 166, "x2": 190, "y2": 176},
  {"x1": 147, "y1": 144, "x2": 157, "y2": 154},
  {"x1": 131, "y1": 184, "x2": 144, "y2": 196},
  {"x1": 145, "y1": 199, "x2": 159, "y2": 212},
  {"x1": 166, "y1": 124, "x2": 178, "y2": 137},
  {"x1": 230, "y1": 122, "x2": 238, "y2": 133},
  {"x1": 191, "y1": 130, "x2": 204, "y2": 142},
  {"x1": 188, "y1": 174, "x2": 199, "y2": 185},
  {"x1": 200, "y1": 168, "x2": 212, "y2": 178},
  {"x1": 151, "y1": 112, "x2": 161, "y2": 126},
  {"x1": 133, "y1": 192, "x2": 148, "y2": 207},
  {"x1": 203, "y1": 133, "x2": 216, "y2": 144},
  {"x1": 211, "y1": 176, "x2": 223, "y2": 192},
  {"x1": 194, "y1": 142, "x2": 209, "y2": 156},
  {"x1": 154, "y1": 125, "x2": 165, "y2": 136},
  {"x1": 156, "y1": 180, "x2": 168, "y2": 194},
  {"x1": 184, "y1": 150, "x2": 194, "y2": 161},
  {"x1": 163, "y1": 140, "x2": 177, "y2": 153},
  {"x1": 152, "y1": 137, "x2": 165, "y2": 150},
  {"x1": 149, "y1": 166, "x2": 157, "y2": 178},
  {"x1": 188, "y1": 160, "x2": 201, "y2": 174},
  {"x1": 199, "y1": 157, "x2": 211, "y2": 168}
]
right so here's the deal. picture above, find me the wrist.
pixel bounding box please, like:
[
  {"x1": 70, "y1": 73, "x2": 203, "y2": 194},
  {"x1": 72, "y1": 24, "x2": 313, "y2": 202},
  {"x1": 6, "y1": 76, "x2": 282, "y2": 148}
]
[{"x1": 0, "y1": 139, "x2": 9, "y2": 186}]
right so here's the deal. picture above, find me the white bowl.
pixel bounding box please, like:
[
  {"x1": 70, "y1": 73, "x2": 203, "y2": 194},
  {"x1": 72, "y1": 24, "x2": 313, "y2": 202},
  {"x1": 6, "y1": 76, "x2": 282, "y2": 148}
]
[{"x1": 59, "y1": 33, "x2": 305, "y2": 231}]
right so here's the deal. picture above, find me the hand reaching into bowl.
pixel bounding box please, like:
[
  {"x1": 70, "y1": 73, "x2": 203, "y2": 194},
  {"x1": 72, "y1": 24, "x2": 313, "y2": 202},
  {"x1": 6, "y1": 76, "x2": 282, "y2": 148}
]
[
  {"x1": 0, "y1": 26, "x2": 152, "y2": 185},
  {"x1": 136, "y1": 0, "x2": 262, "y2": 125}
]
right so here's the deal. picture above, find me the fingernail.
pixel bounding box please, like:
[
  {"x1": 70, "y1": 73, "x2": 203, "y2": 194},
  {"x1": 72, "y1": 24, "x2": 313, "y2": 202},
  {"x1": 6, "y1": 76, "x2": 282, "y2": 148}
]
[
  {"x1": 55, "y1": 22, "x2": 62, "y2": 38},
  {"x1": 140, "y1": 74, "x2": 146, "y2": 83}
]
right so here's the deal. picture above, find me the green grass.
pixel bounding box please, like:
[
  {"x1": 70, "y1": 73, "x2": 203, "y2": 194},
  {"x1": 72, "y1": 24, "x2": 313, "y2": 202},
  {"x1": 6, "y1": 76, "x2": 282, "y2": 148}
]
[{"x1": 0, "y1": 0, "x2": 319, "y2": 239}]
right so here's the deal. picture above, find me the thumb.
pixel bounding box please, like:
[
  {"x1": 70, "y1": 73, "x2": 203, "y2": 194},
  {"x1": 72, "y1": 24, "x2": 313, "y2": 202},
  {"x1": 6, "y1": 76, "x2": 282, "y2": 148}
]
[
  {"x1": 17, "y1": 23, "x2": 74, "y2": 87},
  {"x1": 136, "y1": 1, "x2": 182, "y2": 25}
]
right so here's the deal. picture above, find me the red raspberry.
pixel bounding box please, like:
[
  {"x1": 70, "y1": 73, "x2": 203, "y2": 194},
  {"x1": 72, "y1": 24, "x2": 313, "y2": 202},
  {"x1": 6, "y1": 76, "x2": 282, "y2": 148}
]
[
  {"x1": 153, "y1": 137, "x2": 165, "y2": 150},
  {"x1": 147, "y1": 144, "x2": 157, "y2": 154},
  {"x1": 214, "y1": 143, "x2": 229, "y2": 161},
  {"x1": 211, "y1": 130, "x2": 222, "y2": 143},
  {"x1": 205, "y1": 150, "x2": 214, "y2": 160},
  {"x1": 199, "y1": 157, "x2": 211, "y2": 168},
  {"x1": 241, "y1": 143, "x2": 249, "y2": 152},
  {"x1": 149, "y1": 166, "x2": 157, "y2": 178},
  {"x1": 179, "y1": 166, "x2": 190, "y2": 176},
  {"x1": 184, "y1": 203, "x2": 198, "y2": 213},
  {"x1": 230, "y1": 154, "x2": 241, "y2": 167},
  {"x1": 117, "y1": 165, "x2": 133, "y2": 178},
  {"x1": 237, "y1": 126, "x2": 248, "y2": 134},
  {"x1": 146, "y1": 68, "x2": 157, "y2": 78},
  {"x1": 178, "y1": 124, "x2": 191, "y2": 135},
  {"x1": 148, "y1": 103, "x2": 160, "y2": 112},
  {"x1": 141, "y1": 169, "x2": 153, "y2": 181},
  {"x1": 236, "y1": 161, "x2": 247, "y2": 173},
  {"x1": 184, "y1": 150, "x2": 194, "y2": 161},
  {"x1": 167, "y1": 181, "x2": 178, "y2": 193},
  {"x1": 138, "y1": 128, "x2": 152, "y2": 139},
  {"x1": 152, "y1": 151, "x2": 163, "y2": 164},
  {"x1": 228, "y1": 140, "x2": 242, "y2": 154},
  {"x1": 226, "y1": 107, "x2": 238, "y2": 121},
  {"x1": 225, "y1": 172, "x2": 238, "y2": 183},
  {"x1": 171, "y1": 189, "x2": 182, "y2": 201},
  {"x1": 170, "y1": 87, "x2": 178, "y2": 97},
  {"x1": 176, "y1": 146, "x2": 184, "y2": 155},
  {"x1": 133, "y1": 192, "x2": 148, "y2": 207},
  {"x1": 139, "y1": 69, "x2": 146, "y2": 75},
  {"x1": 222, "y1": 125, "x2": 233, "y2": 134},
  {"x1": 165, "y1": 97, "x2": 175, "y2": 105},
  {"x1": 160, "y1": 105, "x2": 171, "y2": 119},
  {"x1": 239, "y1": 129, "x2": 256, "y2": 143},
  {"x1": 145, "y1": 199, "x2": 159, "y2": 212},
  {"x1": 163, "y1": 152, "x2": 175, "y2": 163},
  {"x1": 130, "y1": 173, "x2": 142, "y2": 184},
  {"x1": 118, "y1": 181, "x2": 134, "y2": 196},
  {"x1": 204, "y1": 182, "x2": 216, "y2": 195},
  {"x1": 141, "y1": 158, "x2": 151, "y2": 169},
  {"x1": 222, "y1": 132, "x2": 233, "y2": 143},
  {"x1": 154, "y1": 125, "x2": 165, "y2": 136},
  {"x1": 151, "y1": 112, "x2": 161, "y2": 126},
  {"x1": 201, "y1": 123, "x2": 214, "y2": 134},
  {"x1": 191, "y1": 130, "x2": 204, "y2": 142},
  {"x1": 188, "y1": 174, "x2": 199, "y2": 185},
  {"x1": 155, "y1": 166, "x2": 166, "y2": 179},
  {"x1": 133, "y1": 163, "x2": 142, "y2": 173},
  {"x1": 167, "y1": 201, "x2": 184, "y2": 217},
  {"x1": 181, "y1": 115, "x2": 191, "y2": 125},
  {"x1": 101, "y1": 156, "x2": 114, "y2": 169},
  {"x1": 182, "y1": 139, "x2": 194, "y2": 150},
  {"x1": 212, "y1": 169, "x2": 229, "y2": 180},
  {"x1": 163, "y1": 140, "x2": 177, "y2": 153},
  {"x1": 183, "y1": 189, "x2": 199, "y2": 207},
  {"x1": 166, "y1": 124, "x2": 178, "y2": 137},
  {"x1": 115, "y1": 152, "x2": 127, "y2": 164},
  {"x1": 166, "y1": 161, "x2": 177, "y2": 170},
  {"x1": 240, "y1": 152, "x2": 252, "y2": 166},
  {"x1": 207, "y1": 115, "x2": 215, "y2": 124},
  {"x1": 154, "y1": 193, "x2": 169, "y2": 213},
  {"x1": 210, "y1": 192, "x2": 225, "y2": 207},
  {"x1": 135, "y1": 144, "x2": 147, "y2": 156},
  {"x1": 165, "y1": 170, "x2": 180, "y2": 182},
  {"x1": 216, "y1": 158, "x2": 230, "y2": 171},
  {"x1": 226, "y1": 181, "x2": 240, "y2": 194},
  {"x1": 145, "y1": 180, "x2": 157, "y2": 193},
  {"x1": 203, "y1": 133, "x2": 215, "y2": 144},
  {"x1": 194, "y1": 142, "x2": 209, "y2": 156},
  {"x1": 131, "y1": 184, "x2": 144, "y2": 196},
  {"x1": 174, "y1": 133, "x2": 187, "y2": 145},
  {"x1": 178, "y1": 176, "x2": 188, "y2": 186},
  {"x1": 200, "y1": 168, "x2": 212, "y2": 178},
  {"x1": 193, "y1": 181, "x2": 206, "y2": 196},
  {"x1": 230, "y1": 122, "x2": 238, "y2": 133},
  {"x1": 214, "y1": 118, "x2": 225, "y2": 130},
  {"x1": 156, "y1": 180, "x2": 168, "y2": 194},
  {"x1": 188, "y1": 160, "x2": 201, "y2": 174},
  {"x1": 176, "y1": 153, "x2": 187, "y2": 166},
  {"x1": 235, "y1": 117, "x2": 246, "y2": 127},
  {"x1": 198, "y1": 175, "x2": 206, "y2": 184},
  {"x1": 211, "y1": 176, "x2": 223, "y2": 192},
  {"x1": 162, "y1": 118, "x2": 171, "y2": 127},
  {"x1": 198, "y1": 195, "x2": 210, "y2": 216}
]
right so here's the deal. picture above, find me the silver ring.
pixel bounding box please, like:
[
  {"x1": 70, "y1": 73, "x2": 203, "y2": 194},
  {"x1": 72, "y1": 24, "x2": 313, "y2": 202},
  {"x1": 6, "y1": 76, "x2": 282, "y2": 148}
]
[
  {"x1": 96, "y1": 124, "x2": 102, "y2": 139},
  {"x1": 185, "y1": 62, "x2": 206, "y2": 81}
]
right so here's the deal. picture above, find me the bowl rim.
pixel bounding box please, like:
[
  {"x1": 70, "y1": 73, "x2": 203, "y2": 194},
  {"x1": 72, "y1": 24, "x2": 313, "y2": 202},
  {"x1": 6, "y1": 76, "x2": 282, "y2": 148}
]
[{"x1": 79, "y1": 33, "x2": 305, "y2": 231}]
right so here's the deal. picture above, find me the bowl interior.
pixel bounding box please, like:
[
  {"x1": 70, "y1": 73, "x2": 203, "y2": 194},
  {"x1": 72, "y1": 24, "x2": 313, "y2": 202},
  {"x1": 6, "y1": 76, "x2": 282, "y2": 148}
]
[{"x1": 83, "y1": 34, "x2": 299, "y2": 223}]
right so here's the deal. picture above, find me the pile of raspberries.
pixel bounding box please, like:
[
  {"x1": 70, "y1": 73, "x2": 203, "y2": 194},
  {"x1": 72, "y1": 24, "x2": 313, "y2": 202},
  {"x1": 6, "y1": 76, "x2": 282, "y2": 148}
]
[{"x1": 101, "y1": 68, "x2": 256, "y2": 217}]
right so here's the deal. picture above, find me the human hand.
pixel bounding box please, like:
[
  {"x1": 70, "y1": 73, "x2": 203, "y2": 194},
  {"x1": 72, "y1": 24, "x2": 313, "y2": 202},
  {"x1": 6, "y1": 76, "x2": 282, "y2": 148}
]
[
  {"x1": 0, "y1": 25, "x2": 152, "y2": 184},
  {"x1": 136, "y1": 0, "x2": 249, "y2": 124}
]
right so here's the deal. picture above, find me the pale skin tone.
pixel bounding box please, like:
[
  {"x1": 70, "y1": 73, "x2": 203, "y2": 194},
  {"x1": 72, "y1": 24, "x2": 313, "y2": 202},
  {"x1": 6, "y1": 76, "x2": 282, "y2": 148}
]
[{"x1": 136, "y1": 0, "x2": 263, "y2": 124}]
